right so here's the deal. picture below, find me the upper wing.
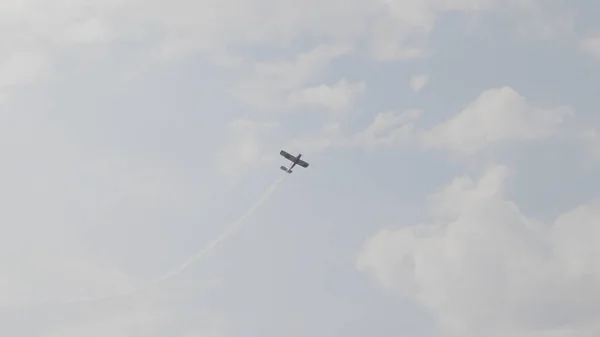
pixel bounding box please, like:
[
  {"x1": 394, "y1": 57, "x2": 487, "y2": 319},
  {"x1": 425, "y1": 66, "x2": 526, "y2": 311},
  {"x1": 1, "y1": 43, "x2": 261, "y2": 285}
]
[
  {"x1": 280, "y1": 150, "x2": 296, "y2": 162},
  {"x1": 297, "y1": 159, "x2": 309, "y2": 168}
]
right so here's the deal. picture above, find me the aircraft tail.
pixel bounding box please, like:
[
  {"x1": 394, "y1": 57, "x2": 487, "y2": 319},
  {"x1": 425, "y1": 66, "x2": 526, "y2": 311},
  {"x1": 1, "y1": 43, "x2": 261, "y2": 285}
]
[{"x1": 280, "y1": 166, "x2": 291, "y2": 173}]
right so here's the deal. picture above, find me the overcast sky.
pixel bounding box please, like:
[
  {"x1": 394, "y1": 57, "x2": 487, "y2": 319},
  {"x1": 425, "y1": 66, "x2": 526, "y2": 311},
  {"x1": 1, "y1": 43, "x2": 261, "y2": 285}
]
[{"x1": 1, "y1": 0, "x2": 600, "y2": 336}]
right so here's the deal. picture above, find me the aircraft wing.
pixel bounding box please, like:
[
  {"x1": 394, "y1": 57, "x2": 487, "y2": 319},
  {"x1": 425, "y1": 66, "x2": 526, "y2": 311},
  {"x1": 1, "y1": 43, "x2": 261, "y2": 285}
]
[
  {"x1": 297, "y1": 159, "x2": 309, "y2": 168},
  {"x1": 280, "y1": 150, "x2": 296, "y2": 162}
]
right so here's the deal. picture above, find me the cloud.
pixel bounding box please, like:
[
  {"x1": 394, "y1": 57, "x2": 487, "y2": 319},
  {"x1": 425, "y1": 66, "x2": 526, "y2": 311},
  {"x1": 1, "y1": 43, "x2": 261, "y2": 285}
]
[
  {"x1": 506, "y1": 1, "x2": 575, "y2": 40},
  {"x1": 216, "y1": 118, "x2": 280, "y2": 181},
  {"x1": 357, "y1": 165, "x2": 600, "y2": 337},
  {"x1": 216, "y1": 108, "x2": 421, "y2": 172},
  {"x1": 409, "y1": 74, "x2": 429, "y2": 93},
  {"x1": 287, "y1": 123, "x2": 348, "y2": 154},
  {"x1": 38, "y1": 304, "x2": 172, "y2": 337},
  {"x1": 575, "y1": 127, "x2": 600, "y2": 163},
  {"x1": 354, "y1": 109, "x2": 422, "y2": 148},
  {"x1": 578, "y1": 35, "x2": 600, "y2": 62},
  {"x1": 0, "y1": 50, "x2": 49, "y2": 103},
  {"x1": 368, "y1": 0, "x2": 495, "y2": 61},
  {"x1": 0, "y1": 0, "x2": 550, "y2": 105},
  {"x1": 0, "y1": 0, "x2": 122, "y2": 102},
  {"x1": 0, "y1": 253, "x2": 140, "y2": 307},
  {"x1": 219, "y1": 112, "x2": 405, "y2": 177},
  {"x1": 286, "y1": 78, "x2": 366, "y2": 114},
  {"x1": 181, "y1": 330, "x2": 224, "y2": 337},
  {"x1": 133, "y1": 0, "x2": 496, "y2": 62},
  {"x1": 420, "y1": 86, "x2": 572, "y2": 155},
  {"x1": 0, "y1": 100, "x2": 189, "y2": 336},
  {"x1": 283, "y1": 109, "x2": 422, "y2": 155},
  {"x1": 232, "y1": 44, "x2": 354, "y2": 111},
  {"x1": 221, "y1": 84, "x2": 579, "y2": 176},
  {"x1": 0, "y1": 0, "x2": 567, "y2": 106},
  {"x1": 61, "y1": 17, "x2": 113, "y2": 44}
]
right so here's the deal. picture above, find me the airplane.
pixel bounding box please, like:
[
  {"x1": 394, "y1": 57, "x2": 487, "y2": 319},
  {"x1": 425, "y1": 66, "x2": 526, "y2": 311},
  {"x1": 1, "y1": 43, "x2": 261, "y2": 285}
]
[{"x1": 279, "y1": 150, "x2": 309, "y2": 173}]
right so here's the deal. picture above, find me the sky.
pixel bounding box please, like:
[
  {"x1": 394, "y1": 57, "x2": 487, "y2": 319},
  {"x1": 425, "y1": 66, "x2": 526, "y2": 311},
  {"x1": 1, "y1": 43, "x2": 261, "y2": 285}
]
[{"x1": 1, "y1": 0, "x2": 600, "y2": 336}]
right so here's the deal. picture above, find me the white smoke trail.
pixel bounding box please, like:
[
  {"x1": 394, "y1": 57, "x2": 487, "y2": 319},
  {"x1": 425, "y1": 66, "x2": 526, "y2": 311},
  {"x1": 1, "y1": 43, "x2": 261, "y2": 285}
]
[
  {"x1": 2, "y1": 173, "x2": 285, "y2": 310},
  {"x1": 123, "y1": 173, "x2": 286, "y2": 297}
]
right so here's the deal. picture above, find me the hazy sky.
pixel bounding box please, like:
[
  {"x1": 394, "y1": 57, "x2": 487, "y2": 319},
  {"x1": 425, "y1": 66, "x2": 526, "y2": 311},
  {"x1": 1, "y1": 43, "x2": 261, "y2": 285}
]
[{"x1": 1, "y1": 0, "x2": 600, "y2": 336}]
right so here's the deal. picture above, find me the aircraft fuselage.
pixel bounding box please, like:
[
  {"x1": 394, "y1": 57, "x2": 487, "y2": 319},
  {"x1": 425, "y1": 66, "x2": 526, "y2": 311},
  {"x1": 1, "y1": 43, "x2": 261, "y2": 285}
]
[{"x1": 288, "y1": 154, "x2": 301, "y2": 171}]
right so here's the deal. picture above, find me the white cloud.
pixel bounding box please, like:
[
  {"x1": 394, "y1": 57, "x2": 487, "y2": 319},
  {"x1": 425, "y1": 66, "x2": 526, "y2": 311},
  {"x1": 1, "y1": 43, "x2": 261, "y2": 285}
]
[
  {"x1": 0, "y1": 0, "x2": 547, "y2": 104},
  {"x1": 232, "y1": 44, "x2": 354, "y2": 111},
  {"x1": 420, "y1": 86, "x2": 572, "y2": 155},
  {"x1": 354, "y1": 109, "x2": 422, "y2": 148},
  {"x1": 578, "y1": 35, "x2": 600, "y2": 62},
  {"x1": 61, "y1": 17, "x2": 113, "y2": 44},
  {"x1": 368, "y1": 18, "x2": 431, "y2": 62},
  {"x1": 0, "y1": 253, "x2": 139, "y2": 307},
  {"x1": 575, "y1": 127, "x2": 600, "y2": 163},
  {"x1": 409, "y1": 74, "x2": 429, "y2": 92},
  {"x1": 216, "y1": 118, "x2": 280, "y2": 181},
  {"x1": 215, "y1": 106, "x2": 409, "y2": 177},
  {"x1": 132, "y1": 0, "x2": 495, "y2": 62},
  {"x1": 39, "y1": 305, "x2": 172, "y2": 337},
  {"x1": 506, "y1": 1, "x2": 575, "y2": 40},
  {"x1": 9, "y1": 0, "x2": 497, "y2": 66},
  {"x1": 0, "y1": 0, "x2": 564, "y2": 105},
  {"x1": 0, "y1": 105, "x2": 187, "y2": 336},
  {"x1": 181, "y1": 330, "x2": 224, "y2": 337},
  {"x1": 428, "y1": 165, "x2": 510, "y2": 219},
  {"x1": 286, "y1": 78, "x2": 366, "y2": 113},
  {"x1": 368, "y1": 0, "x2": 495, "y2": 61},
  {"x1": 287, "y1": 123, "x2": 348, "y2": 155},
  {"x1": 0, "y1": 0, "x2": 124, "y2": 101},
  {"x1": 357, "y1": 165, "x2": 600, "y2": 337},
  {"x1": 179, "y1": 317, "x2": 227, "y2": 337},
  {"x1": 130, "y1": 0, "x2": 374, "y2": 55},
  {"x1": 0, "y1": 50, "x2": 49, "y2": 103},
  {"x1": 285, "y1": 109, "x2": 422, "y2": 154},
  {"x1": 266, "y1": 108, "x2": 422, "y2": 160}
]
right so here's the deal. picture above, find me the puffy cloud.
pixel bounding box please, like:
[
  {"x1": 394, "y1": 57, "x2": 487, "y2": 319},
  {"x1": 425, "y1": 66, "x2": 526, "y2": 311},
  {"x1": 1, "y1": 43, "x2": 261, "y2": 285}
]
[
  {"x1": 216, "y1": 118, "x2": 280, "y2": 181},
  {"x1": 354, "y1": 109, "x2": 422, "y2": 148},
  {"x1": 409, "y1": 74, "x2": 429, "y2": 93},
  {"x1": 61, "y1": 17, "x2": 113, "y2": 44},
  {"x1": 420, "y1": 86, "x2": 572, "y2": 155},
  {"x1": 575, "y1": 127, "x2": 600, "y2": 163},
  {"x1": 0, "y1": 0, "x2": 559, "y2": 104},
  {"x1": 0, "y1": 0, "x2": 122, "y2": 101},
  {"x1": 0, "y1": 50, "x2": 49, "y2": 104},
  {"x1": 578, "y1": 35, "x2": 600, "y2": 62},
  {"x1": 232, "y1": 44, "x2": 354, "y2": 111},
  {"x1": 368, "y1": 0, "x2": 495, "y2": 60},
  {"x1": 38, "y1": 305, "x2": 171, "y2": 337},
  {"x1": 132, "y1": 0, "x2": 497, "y2": 61},
  {"x1": 357, "y1": 165, "x2": 600, "y2": 337},
  {"x1": 505, "y1": 0, "x2": 575, "y2": 40},
  {"x1": 0, "y1": 92, "x2": 187, "y2": 336},
  {"x1": 283, "y1": 109, "x2": 422, "y2": 155},
  {"x1": 287, "y1": 123, "x2": 348, "y2": 155},
  {"x1": 286, "y1": 78, "x2": 367, "y2": 114}
]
